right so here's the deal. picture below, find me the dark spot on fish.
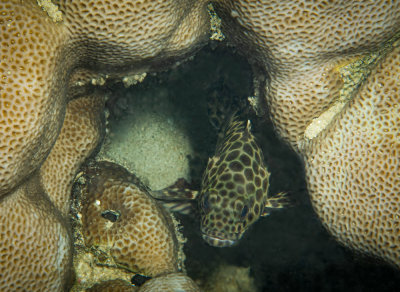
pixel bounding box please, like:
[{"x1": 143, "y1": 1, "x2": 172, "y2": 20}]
[
  {"x1": 244, "y1": 168, "x2": 253, "y2": 181},
  {"x1": 216, "y1": 182, "x2": 224, "y2": 189},
  {"x1": 222, "y1": 217, "x2": 228, "y2": 224},
  {"x1": 217, "y1": 164, "x2": 226, "y2": 175},
  {"x1": 202, "y1": 194, "x2": 211, "y2": 213},
  {"x1": 256, "y1": 189, "x2": 263, "y2": 202},
  {"x1": 263, "y1": 179, "x2": 268, "y2": 191},
  {"x1": 207, "y1": 160, "x2": 214, "y2": 171},
  {"x1": 237, "y1": 185, "x2": 245, "y2": 195},
  {"x1": 216, "y1": 214, "x2": 222, "y2": 221},
  {"x1": 230, "y1": 141, "x2": 242, "y2": 150},
  {"x1": 246, "y1": 183, "x2": 255, "y2": 194},
  {"x1": 228, "y1": 191, "x2": 236, "y2": 198},
  {"x1": 226, "y1": 150, "x2": 240, "y2": 162},
  {"x1": 250, "y1": 141, "x2": 258, "y2": 151},
  {"x1": 222, "y1": 199, "x2": 229, "y2": 208},
  {"x1": 226, "y1": 182, "x2": 235, "y2": 190},
  {"x1": 233, "y1": 173, "x2": 245, "y2": 184},
  {"x1": 220, "y1": 189, "x2": 227, "y2": 197},
  {"x1": 254, "y1": 204, "x2": 260, "y2": 215},
  {"x1": 235, "y1": 201, "x2": 243, "y2": 212},
  {"x1": 229, "y1": 134, "x2": 241, "y2": 143},
  {"x1": 240, "y1": 205, "x2": 249, "y2": 219},
  {"x1": 210, "y1": 222, "x2": 215, "y2": 228},
  {"x1": 252, "y1": 161, "x2": 259, "y2": 175},
  {"x1": 223, "y1": 210, "x2": 230, "y2": 217},
  {"x1": 249, "y1": 196, "x2": 255, "y2": 207},
  {"x1": 255, "y1": 151, "x2": 261, "y2": 164},
  {"x1": 224, "y1": 225, "x2": 230, "y2": 232},
  {"x1": 255, "y1": 176, "x2": 261, "y2": 188},
  {"x1": 243, "y1": 144, "x2": 253, "y2": 157},
  {"x1": 209, "y1": 167, "x2": 217, "y2": 178},
  {"x1": 239, "y1": 154, "x2": 251, "y2": 166},
  {"x1": 248, "y1": 213, "x2": 254, "y2": 222},
  {"x1": 220, "y1": 173, "x2": 232, "y2": 181},
  {"x1": 230, "y1": 161, "x2": 244, "y2": 172}
]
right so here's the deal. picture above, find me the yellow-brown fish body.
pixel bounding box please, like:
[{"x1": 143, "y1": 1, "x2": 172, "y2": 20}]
[{"x1": 199, "y1": 112, "x2": 287, "y2": 247}]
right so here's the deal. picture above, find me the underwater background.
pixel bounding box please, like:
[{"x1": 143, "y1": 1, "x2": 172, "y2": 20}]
[{"x1": 101, "y1": 43, "x2": 400, "y2": 292}]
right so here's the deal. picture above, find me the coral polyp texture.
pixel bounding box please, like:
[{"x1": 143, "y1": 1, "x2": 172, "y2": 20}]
[
  {"x1": 1, "y1": 0, "x2": 209, "y2": 290},
  {"x1": 2, "y1": 0, "x2": 400, "y2": 289},
  {"x1": 138, "y1": 272, "x2": 200, "y2": 292},
  {"x1": 80, "y1": 161, "x2": 183, "y2": 277},
  {"x1": 212, "y1": 0, "x2": 400, "y2": 266},
  {"x1": 213, "y1": 0, "x2": 400, "y2": 148},
  {"x1": 0, "y1": 0, "x2": 68, "y2": 196},
  {"x1": 0, "y1": 177, "x2": 73, "y2": 291},
  {"x1": 306, "y1": 46, "x2": 400, "y2": 266}
]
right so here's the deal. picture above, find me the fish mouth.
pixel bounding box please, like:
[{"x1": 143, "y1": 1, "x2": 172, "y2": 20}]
[{"x1": 202, "y1": 233, "x2": 237, "y2": 247}]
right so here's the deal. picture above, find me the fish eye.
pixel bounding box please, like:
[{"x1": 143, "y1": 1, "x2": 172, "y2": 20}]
[
  {"x1": 202, "y1": 192, "x2": 211, "y2": 213},
  {"x1": 240, "y1": 205, "x2": 249, "y2": 220}
]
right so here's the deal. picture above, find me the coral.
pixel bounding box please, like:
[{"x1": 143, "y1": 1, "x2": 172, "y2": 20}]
[
  {"x1": 2, "y1": 0, "x2": 399, "y2": 289},
  {"x1": 86, "y1": 279, "x2": 138, "y2": 292},
  {"x1": 138, "y1": 272, "x2": 200, "y2": 292},
  {"x1": 305, "y1": 45, "x2": 400, "y2": 267},
  {"x1": 1, "y1": 0, "x2": 209, "y2": 289},
  {"x1": 203, "y1": 264, "x2": 257, "y2": 292},
  {"x1": 84, "y1": 273, "x2": 201, "y2": 291},
  {"x1": 212, "y1": 0, "x2": 400, "y2": 266},
  {"x1": 80, "y1": 161, "x2": 183, "y2": 277},
  {"x1": 0, "y1": 175, "x2": 73, "y2": 291},
  {"x1": 40, "y1": 94, "x2": 105, "y2": 215},
  {"x1": 36, "y1": 0, "x2": 63, "y2": 22},
  {"x1": 213, "y1": 0, "x2": 400, "y2": 148},
  {"x1": 0, "y1": 0, "x2": 68, "y2": 197}
]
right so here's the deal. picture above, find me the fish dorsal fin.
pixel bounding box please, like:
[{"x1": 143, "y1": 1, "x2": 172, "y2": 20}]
[
  {"x1": 246, "y1": 119, "x2": 252, "y2": 132},
  {"x1": 261, "y1": 192, "x2": 290, "y2": 217},
  {"x1": 150, "y1": 178, "x2": 198, "y2": 215}
]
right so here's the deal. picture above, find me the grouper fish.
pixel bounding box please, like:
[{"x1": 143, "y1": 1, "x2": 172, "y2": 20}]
[{"x1": 151, "y1": 94, "x2": 288, "y2": 247}]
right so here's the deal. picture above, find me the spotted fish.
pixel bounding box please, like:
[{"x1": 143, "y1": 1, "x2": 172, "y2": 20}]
[
  {"x1": 198, "y1": 111, "x2": 289, "y2": 247},
  {"x1": 151, "y1": 86, "x2": 288, "y2": 247},
  {"x1": 152, "y1": 112, "x2": 289, "y2": 247}
]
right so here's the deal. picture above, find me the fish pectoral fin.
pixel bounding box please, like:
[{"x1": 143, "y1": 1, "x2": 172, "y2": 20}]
[
  {"x1": 158, "y1": 201, "x2": 194, "y2": 215},
  {"x1": 150, "y1": 186, "x2": 198, "y2": 215},
  {"x1": 264, "y1": 192, "x2": 290, "y2": 210},
  {"x1": 150, "y1": 188, "x2": 199, "y2": 201}
]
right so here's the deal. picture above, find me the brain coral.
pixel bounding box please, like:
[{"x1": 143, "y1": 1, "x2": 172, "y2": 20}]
[
  {"x1": 80, "y1": 161, "x2": 183, "y2": 277},
  {"x1": 212, "y1": 0, "x2": 400, "y2": 266}
]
